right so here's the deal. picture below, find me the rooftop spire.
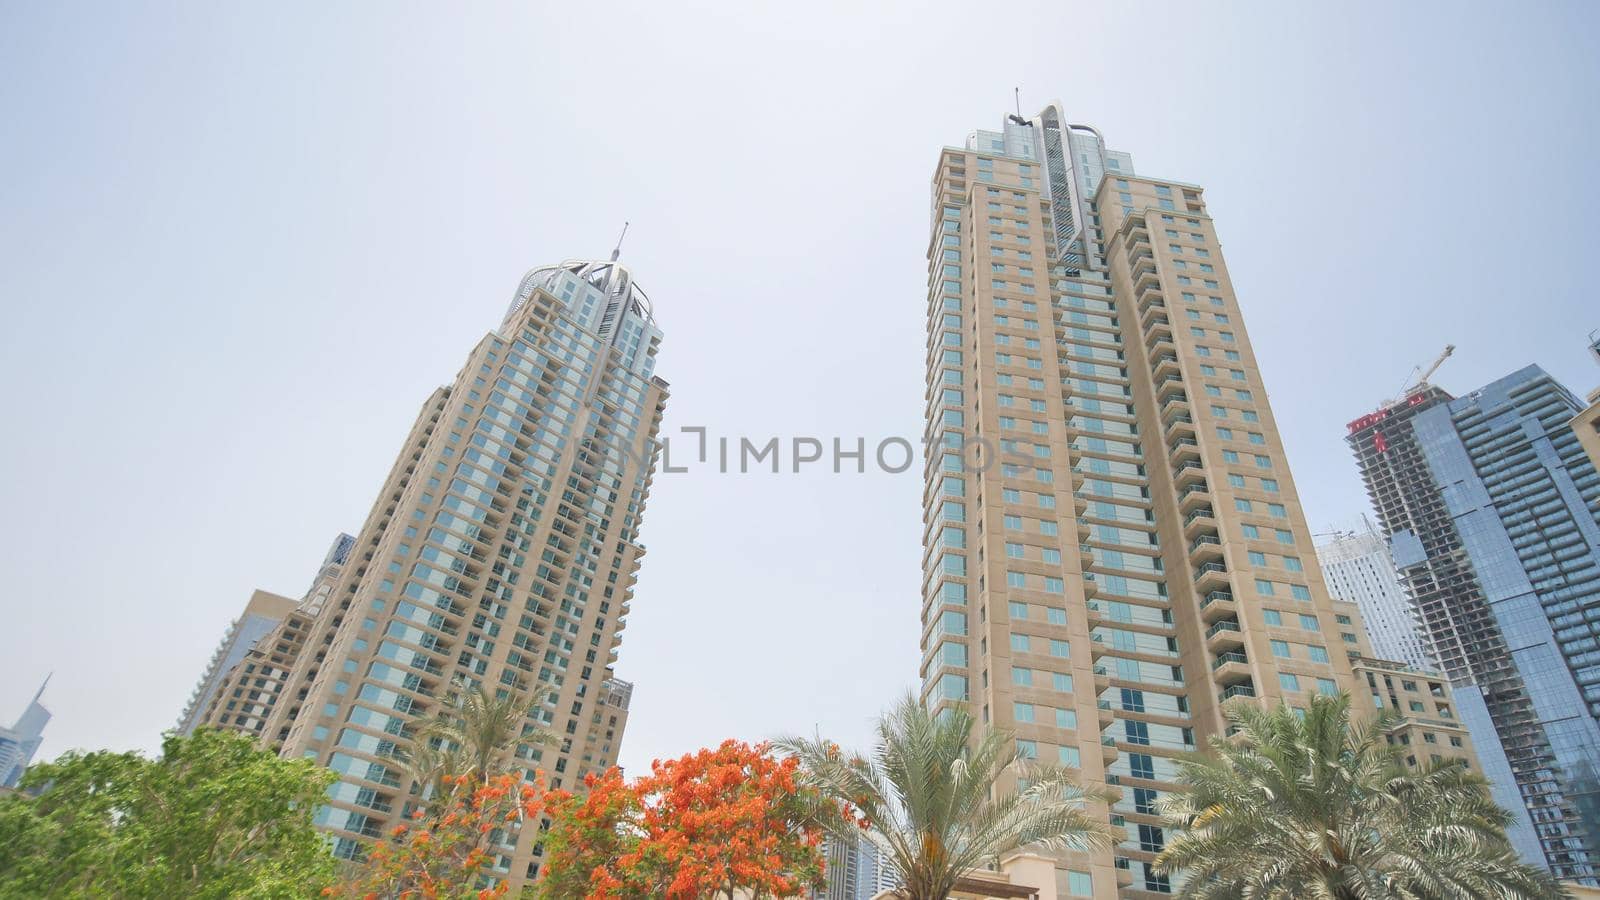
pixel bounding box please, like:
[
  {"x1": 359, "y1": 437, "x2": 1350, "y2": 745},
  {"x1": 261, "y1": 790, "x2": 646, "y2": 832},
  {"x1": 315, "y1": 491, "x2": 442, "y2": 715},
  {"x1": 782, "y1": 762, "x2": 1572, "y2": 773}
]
[{"x1": 610, "y1": 221, "x2": 629, "y2": 262}]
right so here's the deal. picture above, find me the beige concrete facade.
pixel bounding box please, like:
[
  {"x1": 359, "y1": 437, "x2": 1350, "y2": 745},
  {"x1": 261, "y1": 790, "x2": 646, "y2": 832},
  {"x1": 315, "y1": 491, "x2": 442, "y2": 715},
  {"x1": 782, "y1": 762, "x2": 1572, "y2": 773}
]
[
  {"x1": 1574, "y1": 389, "x2": 1600, "y2": 474},
  {"x1": 1328, "y1": 599, "x2": 1480, "y2": 773},
  {"x1": 179, "y1": 588, "x2": 297, "y2": 736},
  {"x1": 1350, "y1": 655, "x2": 1478, "y2": 773},
  {"x1": 194, "y1": 535, "x2": 353, "y2": 742},
  {"x1": 190, "y1": 261, "x2": 665, "y2": 892},
  {"x1": 1330, "y1": 597, "x2": 1377, "y2": 659},
  {"x1": 920, "y1": 117, "x2": 1359, "y2": 898}
]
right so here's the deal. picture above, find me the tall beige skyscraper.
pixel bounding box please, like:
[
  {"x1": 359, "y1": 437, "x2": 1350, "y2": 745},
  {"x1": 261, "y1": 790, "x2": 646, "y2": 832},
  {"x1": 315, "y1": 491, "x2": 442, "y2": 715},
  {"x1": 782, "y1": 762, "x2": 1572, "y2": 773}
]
[
  {"x1": 919, "y1": 107, "x2": 1358, "y2": 897},
  {"x1": 194, "y1": 257, "x2": 666, "y2": 890}
]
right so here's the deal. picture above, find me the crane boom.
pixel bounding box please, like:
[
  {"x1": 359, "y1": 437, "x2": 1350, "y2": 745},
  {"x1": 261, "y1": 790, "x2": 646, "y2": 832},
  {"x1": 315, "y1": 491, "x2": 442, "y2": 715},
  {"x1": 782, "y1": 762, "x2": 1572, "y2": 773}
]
[
  {"x1": 1386, "y1": 344, "x2": 1454, "y2": 406},
  {"x1": 1414, "y1": 344, "x2": 1455, "y2": 389}
]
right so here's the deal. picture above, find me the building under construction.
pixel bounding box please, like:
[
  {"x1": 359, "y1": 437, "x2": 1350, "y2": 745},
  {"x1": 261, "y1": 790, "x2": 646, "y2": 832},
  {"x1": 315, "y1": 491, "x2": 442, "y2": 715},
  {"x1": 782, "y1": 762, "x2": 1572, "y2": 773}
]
[{"x1": 1346, "y1": 363, "x2": 1600, "y2": 882}]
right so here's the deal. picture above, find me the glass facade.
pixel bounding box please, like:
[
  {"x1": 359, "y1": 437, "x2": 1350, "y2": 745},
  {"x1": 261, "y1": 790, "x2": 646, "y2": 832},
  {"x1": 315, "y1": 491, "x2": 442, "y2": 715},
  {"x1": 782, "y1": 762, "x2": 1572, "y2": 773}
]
[
  {"x1": 0, "y1": 678, "x2": 50, "y2": 789},
  {"x1": 1350, "y1": 365, "x2": 1600, "y2": 882},
  {"x1": 209, "y1": 258, "x2": 675, "y2": 889}
]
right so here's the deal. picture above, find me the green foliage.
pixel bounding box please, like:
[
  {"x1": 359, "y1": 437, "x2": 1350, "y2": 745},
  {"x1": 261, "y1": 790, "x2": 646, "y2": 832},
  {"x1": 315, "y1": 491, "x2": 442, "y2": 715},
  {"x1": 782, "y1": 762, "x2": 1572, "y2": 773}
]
[
  {"x1": 778, "y1": 693, "x2": 1112, "y2": 900},
  {"x1": 1156, "y1": 693, "x2": 1570, "y2": 899},
  {"x1": 0, "y1": 728, "x2": 337, "y2": 899},
  {"x1": 403, "y1": 681, "x2": 551, "y2": 816}
]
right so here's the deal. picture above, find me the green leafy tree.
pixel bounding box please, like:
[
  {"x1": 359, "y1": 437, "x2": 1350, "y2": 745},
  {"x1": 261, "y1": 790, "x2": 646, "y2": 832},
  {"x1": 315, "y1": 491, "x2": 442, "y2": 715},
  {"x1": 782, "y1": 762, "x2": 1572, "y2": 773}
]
[
  {"x1": 0, "y1": 728, "x2": 336, "y2": 899},
  {"x1": 778, "y1": 694, "x2": 1111, "y2": 900},
  {"x1": 1156, "y1": 693, "x2": 1569, "y2": 899}
]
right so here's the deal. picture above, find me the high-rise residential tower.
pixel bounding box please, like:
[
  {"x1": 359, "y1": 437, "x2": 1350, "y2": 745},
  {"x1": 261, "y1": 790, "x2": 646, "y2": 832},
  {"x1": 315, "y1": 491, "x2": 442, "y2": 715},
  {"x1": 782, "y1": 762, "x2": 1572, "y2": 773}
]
[
  {"x1": 920, "y1": 107, "x2": 1358, "y2": 897},
  {"x1": 1315, "y1": 522, "x2": 1433, "y2": 670},
  {"x1": 1347, "y1": 364, "x2": 1600, "y2": 882},
  {"x1": 0, "y1": 676, "x2": 50, "y2": 789},
  {"x1": 190, "y1": 533, "x2": 355, "y2": 741},
  {"x1": 196, "y1": 258, "x2": 666, "y2": 890},
  {"x1": 179, "y1": 588, "x2": 299, "y2": 736}
]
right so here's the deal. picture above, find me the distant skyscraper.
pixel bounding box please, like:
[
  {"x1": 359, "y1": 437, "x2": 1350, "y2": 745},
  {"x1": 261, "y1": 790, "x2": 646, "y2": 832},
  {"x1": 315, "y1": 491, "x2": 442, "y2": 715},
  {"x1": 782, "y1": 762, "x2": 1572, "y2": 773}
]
[
  {"x1": 920, "y1": 106, "x2": 1360, "y2": 897},
  {"x1": 214, "y1": 258, "x2": 667, "y2": 891},
  {"x1": 812, "y1": 833, "x2": 898, "y2": 900},
  {"x1": 0, "y1": 676, "x2": 51, "y2": 788},
  {"x1": 1347, "y1": 364, "x2": 1600, "y2": 882},
  {"x1": 1315, "y1": 522, "x2": 1432, "y2": 670}
]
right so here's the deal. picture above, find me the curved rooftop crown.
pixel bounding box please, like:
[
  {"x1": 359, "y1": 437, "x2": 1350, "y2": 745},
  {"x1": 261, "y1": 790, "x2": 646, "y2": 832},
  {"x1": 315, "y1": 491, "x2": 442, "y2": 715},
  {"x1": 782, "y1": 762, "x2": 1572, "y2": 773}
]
[{"x1": 503, "y1": 258, "x2": 655, "y2": 334}]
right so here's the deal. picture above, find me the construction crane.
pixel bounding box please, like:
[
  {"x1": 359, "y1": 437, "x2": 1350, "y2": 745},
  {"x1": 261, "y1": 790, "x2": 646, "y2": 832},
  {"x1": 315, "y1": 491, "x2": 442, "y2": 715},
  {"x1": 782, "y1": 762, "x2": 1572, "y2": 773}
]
[{"x1": 1386, "y1": 344, "x2": 1454, "y2": 407}]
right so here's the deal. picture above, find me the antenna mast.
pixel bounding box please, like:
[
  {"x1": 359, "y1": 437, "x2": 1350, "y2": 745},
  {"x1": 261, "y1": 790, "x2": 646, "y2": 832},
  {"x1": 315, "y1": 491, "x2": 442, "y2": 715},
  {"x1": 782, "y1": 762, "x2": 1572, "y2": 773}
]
[{"x1": 610, "y1": 221, "x2": 630, "y2": 262}]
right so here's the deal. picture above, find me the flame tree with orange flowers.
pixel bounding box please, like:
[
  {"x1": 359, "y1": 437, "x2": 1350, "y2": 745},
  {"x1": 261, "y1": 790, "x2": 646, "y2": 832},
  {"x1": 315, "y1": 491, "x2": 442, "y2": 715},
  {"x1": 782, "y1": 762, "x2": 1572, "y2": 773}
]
[
  {"x1": 537, "y1": 739, "x2": 840, "y2": 900},
  {"x1": 327, "y1": 771, "x2": 545, "y2": 900}
]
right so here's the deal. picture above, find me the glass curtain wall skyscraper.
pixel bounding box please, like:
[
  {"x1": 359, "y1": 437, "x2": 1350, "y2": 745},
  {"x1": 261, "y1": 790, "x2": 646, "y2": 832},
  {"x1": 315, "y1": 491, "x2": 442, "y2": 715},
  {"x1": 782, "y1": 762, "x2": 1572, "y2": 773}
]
[
  {"x1": 1347, "y1": 365, "x2": 1600, "y2": 882},
  {"x1": 0, "y1": 676, "x2": 50, "y2": 789},
  {"x1": 920, "y1": 105, "x2": 1358, "y2": 897},
  {"x1": 189, "y1": 258, "x2": 667, "y2": 892}
]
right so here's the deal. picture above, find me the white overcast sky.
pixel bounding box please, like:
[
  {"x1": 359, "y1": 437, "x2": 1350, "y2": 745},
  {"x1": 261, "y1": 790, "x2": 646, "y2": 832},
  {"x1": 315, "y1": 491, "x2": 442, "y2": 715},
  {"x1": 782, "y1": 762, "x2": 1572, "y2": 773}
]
[{"x1": 2, "y1": 1, "x2": 1597, "y2": 772}]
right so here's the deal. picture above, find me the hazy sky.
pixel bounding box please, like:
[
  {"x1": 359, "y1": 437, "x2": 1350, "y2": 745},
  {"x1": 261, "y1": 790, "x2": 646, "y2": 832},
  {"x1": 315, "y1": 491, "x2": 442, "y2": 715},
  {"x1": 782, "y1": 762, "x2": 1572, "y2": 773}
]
[{"x1": 3, "y1": 1, "x2": 1598, "y2": 773}]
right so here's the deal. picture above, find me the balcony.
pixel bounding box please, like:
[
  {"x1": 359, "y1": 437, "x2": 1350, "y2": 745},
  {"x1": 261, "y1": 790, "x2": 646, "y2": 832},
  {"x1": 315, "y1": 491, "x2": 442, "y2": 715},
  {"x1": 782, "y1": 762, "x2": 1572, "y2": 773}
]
[
  {"x1": 1188, "y1": 532, "x2": 1223, "y2": 562},
  {"x1": 1168, "y1": 435, "x2": 1199, "y2": 463},
  {"x1": 1152, "y1": 354, "x2": 1181, "y2": 380},
  {"x1": 1183, "y1": 506, "x2": 1215, "y2": 539},
  {"x1": 1194, "y1": 561, "x2": 1230, "y2": 594},
  {"x1": 1212, "y1": 650, "x2": 1251, "y2": 682},
  {"x1": 1154, "y1": 374, "x2": 1185, "y2": 400},
  {"x1": 1099, "y1": 733, "x2": 1119, "y2": 763},
  {"x1": 1097, "y1": 698, "x2": 1116, "y2": 726},
  {"x1": 1174, "y1": 459, "x2": 1207, "y2": 488},
  {"x1": 1165, "y1": 414, "x2": 1196, "y2": 441},
  {"x1": 1219, "y1": 683, "x2": 1257, "y2": 703},
  {"x1": 1199, "y1": 589, "x2": 1237, "y2": 623},
  {"x1": 1160, "y1": 395, "x2": 1191, "y2": 424},
  {"x1": 1092, "y1": 664, "x2": 1111, "y2": 690},
  {"x1": 1176, "y1": 481, "x2": 1211, "y2": 515},
  {"x1": 1089, "y1": 632, "x2": 1109, "y2": 660},
  {"x1": 1205, "y1": 619, "x2": 1244, "y2": 651},
  {"x1": 1133, "y1": 266, "x2": 1160, "y2": 292}
]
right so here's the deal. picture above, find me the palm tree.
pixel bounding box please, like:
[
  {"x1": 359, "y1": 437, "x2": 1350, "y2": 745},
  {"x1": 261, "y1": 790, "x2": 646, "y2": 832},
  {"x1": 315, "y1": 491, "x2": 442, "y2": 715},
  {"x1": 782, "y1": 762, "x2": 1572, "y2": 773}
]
[
  {"x1": 403, "y1": 681, "x2": 550, "y2": 811},
  {"x1": 778, "y1": 693, "x2": 1111, "y2": 900},
  {"x1": 1156, "y1": 693, "x2": 1568, "y2": 899}
]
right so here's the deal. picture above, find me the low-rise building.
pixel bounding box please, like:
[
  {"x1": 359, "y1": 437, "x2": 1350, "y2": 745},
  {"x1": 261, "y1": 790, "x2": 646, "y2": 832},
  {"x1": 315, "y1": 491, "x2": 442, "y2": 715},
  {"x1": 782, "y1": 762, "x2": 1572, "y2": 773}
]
[{"x1": 1349, "y1": 655, "x2": 1476, "y2": 772}]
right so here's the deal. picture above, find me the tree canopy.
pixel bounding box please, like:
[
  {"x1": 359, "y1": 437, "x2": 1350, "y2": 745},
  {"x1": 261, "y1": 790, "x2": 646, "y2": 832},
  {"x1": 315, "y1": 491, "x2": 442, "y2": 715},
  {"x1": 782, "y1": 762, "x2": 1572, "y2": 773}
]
[
  {"x1": 1156, "y1": 694, "x2": 1568, "y2": 899},
  {"x1": 778, "y1": 694, "x2": 1111, "y2": 900},
  {"x1": 0, "y1": 728, "x2": 337, "y2": 899},
  {"x1": 539, "y1": 739, "x2": 833, "y2": 899}
]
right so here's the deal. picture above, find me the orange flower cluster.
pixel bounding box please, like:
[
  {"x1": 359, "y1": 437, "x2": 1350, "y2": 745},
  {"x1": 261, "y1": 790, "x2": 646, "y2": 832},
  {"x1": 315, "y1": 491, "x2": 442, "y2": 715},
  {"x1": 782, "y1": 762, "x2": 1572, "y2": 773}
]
[
  {"x1": 540, "y1": 740, "x2": 841, "y2": 899},
  {"x1": 327, "y1": 772, "x2": 546, "y2": 900}
]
